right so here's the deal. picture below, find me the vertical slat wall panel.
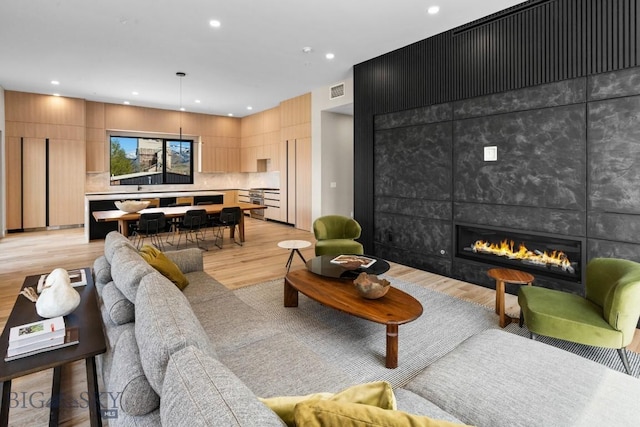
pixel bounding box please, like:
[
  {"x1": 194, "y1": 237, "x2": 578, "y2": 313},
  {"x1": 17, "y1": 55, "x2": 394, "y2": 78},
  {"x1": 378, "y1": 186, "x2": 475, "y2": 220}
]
[{"x1": 354, "y1": 0, "x2": 640, "y2": 253}]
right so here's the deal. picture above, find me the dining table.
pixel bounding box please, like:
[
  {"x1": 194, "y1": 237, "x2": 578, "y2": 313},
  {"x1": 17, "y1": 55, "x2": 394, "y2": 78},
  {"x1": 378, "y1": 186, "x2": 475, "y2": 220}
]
[{"x1": 91, "y1": 202, "x2": 267, "y2": 242}]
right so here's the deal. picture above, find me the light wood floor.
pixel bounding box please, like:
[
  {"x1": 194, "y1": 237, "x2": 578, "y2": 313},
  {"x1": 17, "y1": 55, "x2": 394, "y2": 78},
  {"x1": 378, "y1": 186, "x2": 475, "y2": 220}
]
[{"x1": 1, "y1": 218, "x2": 639, "y2": 426}]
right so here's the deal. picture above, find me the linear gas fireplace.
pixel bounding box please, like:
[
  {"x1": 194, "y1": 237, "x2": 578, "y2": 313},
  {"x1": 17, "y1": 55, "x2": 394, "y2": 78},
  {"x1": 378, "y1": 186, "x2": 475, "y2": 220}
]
[{"x1": 455, "y1": 223, "x2": 584, "y2": 283}]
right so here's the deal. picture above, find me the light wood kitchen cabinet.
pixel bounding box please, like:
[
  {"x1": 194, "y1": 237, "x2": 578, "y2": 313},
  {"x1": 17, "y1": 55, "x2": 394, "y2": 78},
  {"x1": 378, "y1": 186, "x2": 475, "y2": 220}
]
[
  {"x1": 286, "y1": 137, "x2": 312, "y2": 231},
  {"x1": 240, "y1": 146, "x2": 259, "y2": 172},
  {"x1": 86, "y1": 102, "x2": 106, "y2": 172},
  {"x1": 240, "y1": 107, "x2": 281, "y2": 172},
  {"x1": 21, "y1": 138, "x2": 47, "y2": 229},
  {"x1": 5, "y1": 92, "x2": 87, "y2": 230},
  {"x1": 278, "y1": 92, "x2": 312, "y2": 230},
  {"x1": 49, "y1": 139, "x2": 86, "y2": 226},
  {"x1": 201, "y1": 136, "x2": 241, "y2": 173},
  {"x1": 6, "y1": 137, "x2": 22, "y2": 230}
]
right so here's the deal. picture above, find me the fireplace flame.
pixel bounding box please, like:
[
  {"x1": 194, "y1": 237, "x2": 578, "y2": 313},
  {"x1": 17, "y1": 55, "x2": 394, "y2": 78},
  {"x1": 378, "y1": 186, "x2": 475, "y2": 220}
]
[{"x1": 472, "y1": 239, "x2": 575, "y2": 273}]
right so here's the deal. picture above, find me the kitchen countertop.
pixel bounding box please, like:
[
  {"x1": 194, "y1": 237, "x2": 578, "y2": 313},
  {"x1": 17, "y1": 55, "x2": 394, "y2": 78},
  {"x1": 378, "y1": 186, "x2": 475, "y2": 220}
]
[{"x1": 85, "y1": 190, "x2": 225, "y2": 201}]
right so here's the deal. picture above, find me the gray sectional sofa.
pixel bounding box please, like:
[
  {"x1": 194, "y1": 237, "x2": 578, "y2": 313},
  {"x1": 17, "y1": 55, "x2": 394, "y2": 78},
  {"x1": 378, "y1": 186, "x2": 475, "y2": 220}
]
[{"x1": 94, "y1": 231, "x2": 640, "y2": 426}]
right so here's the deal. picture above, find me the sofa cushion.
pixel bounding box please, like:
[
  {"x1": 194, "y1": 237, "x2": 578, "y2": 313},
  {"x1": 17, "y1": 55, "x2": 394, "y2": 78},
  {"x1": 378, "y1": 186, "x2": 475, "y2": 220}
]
[
  {"x1": 191, "y1": 292, "x2": 279, "y2": 354},
  {"x1": 293, "y1": 399, "x2": 470, "y2": 427},
  {"x1": 104, "y1": 230, "x2": 135, "y2": 264},
  {"x1": 93, "y1": 255, "x2": 112, "y2": 287},
  {"x1": 160, "y1": 346, "x2": 285, "y2": 426},
  {"x1": 138, "y1": 244, "x2": 189, "y2": 290},
  {"x1": 405, "y1": 329, "x2": 640, "y2": 427},
  {"x1": 182, "y1": 271, "x2": 232, "y2": 304},
  {"x1": 260, "y1": 381, "x2": 396, "y2": 427},
  {"x1": 393, "y1": 389, "x2": 465, "y2": 424},
  {"x1": 101, "y1": 281, "x2": 134, "y2": 325},
  {"x1": 164, "y1": 248, "x2": 204, "y2": 274},
  {"x1": 111, "y1": 244, "x2": 155, "y2": 303},
  {"x1": 135, "y1": 271, "x2": 216, "y2": 393},
  {"x1": 109, "y1": 325, "x2": 160, "y2": 416},
  {"x1": 220, "y1": 332, "x2": 352, "y2": 397},
  {"x1": 110, "y1": 409, "x2": 161, "y2": 427}
]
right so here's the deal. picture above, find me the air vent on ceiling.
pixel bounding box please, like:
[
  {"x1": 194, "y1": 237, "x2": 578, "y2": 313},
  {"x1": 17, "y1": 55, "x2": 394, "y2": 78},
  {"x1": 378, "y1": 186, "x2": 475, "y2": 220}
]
[{"x1": 330, "y1": 83, "x2": 345, "y2": 100}]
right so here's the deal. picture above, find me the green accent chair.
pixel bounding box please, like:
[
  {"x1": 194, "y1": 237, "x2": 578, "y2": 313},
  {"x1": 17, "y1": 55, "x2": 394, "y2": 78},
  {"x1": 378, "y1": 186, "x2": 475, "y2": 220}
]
[
  {"x1": 313, "y1": 215, "x2": 364, "y2": 256},
  {"x1": 518, "y1": 257, "x2": 640, "y2": 375}
]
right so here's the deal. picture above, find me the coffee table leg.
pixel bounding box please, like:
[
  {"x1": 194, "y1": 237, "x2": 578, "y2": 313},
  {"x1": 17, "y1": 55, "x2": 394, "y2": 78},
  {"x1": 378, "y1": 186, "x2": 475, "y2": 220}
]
[
  {"x1": 386, "y1": 324, "x2": 399, "y2": 369},
  {"x1": 284, "y1": 277, "x2": 299, "y2": 307},
  {"x1": 1, "y1": 380, "x2": 11, "y2": 427}
]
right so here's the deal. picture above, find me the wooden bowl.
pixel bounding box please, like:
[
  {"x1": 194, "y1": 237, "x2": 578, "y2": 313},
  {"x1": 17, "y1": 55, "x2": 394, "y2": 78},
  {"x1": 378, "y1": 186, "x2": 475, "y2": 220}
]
[
  {"x1": 115, "y1": 200, "x2": 150, "y2": 213},
  {"x1": 353, "y1": 272, "x2": 390, "y2": 299}
]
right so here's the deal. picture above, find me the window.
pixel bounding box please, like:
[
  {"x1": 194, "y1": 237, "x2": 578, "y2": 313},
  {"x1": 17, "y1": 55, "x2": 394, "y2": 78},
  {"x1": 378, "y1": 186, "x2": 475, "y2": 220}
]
[{"x1": 110, "y1": 136, "x2": 194, "y2": 185}]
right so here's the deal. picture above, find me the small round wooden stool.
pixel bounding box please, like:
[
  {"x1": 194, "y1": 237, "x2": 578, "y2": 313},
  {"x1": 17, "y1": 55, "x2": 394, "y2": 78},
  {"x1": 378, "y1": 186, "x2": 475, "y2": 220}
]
[{"x1": 487, "y1": 268, "x2": 534, "y2": 328}]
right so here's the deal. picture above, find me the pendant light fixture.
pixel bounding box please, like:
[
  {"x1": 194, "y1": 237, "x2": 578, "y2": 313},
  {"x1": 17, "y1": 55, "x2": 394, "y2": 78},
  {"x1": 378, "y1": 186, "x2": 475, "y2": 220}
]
[{"x1": 176, "y1": 71, "x2": 186, "y2": 139}]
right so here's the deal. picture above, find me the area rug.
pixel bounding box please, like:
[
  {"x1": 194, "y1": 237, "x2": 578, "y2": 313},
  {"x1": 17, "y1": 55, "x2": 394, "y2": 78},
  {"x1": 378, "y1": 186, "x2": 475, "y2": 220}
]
[
  {"x1": 234, "y1": 276, "x2": 640, "y2": 386},
  {"x1": 234, "y1": 276, "x2": 499, "y2": 387},
  {"x1": 503, "y1": 322, "x2": 640, "y2": 377}
]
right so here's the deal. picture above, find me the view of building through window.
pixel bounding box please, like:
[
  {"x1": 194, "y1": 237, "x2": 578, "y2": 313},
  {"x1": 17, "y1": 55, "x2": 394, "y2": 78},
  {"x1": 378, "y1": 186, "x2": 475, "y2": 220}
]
[{"x1": 110, "y1": 136, "x2": 193, "y2": 185}]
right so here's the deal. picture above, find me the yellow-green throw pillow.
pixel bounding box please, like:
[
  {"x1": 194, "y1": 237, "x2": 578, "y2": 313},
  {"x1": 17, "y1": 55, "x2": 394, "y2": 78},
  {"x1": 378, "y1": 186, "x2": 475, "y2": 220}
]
[
  {"x1": 139, "y1": 245, "x2": 189, "y2": 290},
  {"x1": 293, "y1": 399, "x2": 473, "y2": 427},
  {"x1": 260, "y1": 381, "x2": 396, "y2": 427}
]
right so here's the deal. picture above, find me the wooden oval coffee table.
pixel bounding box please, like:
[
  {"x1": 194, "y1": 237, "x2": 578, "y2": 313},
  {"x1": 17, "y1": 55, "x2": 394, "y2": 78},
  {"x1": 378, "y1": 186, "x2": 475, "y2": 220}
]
[{"x1": 284, "y1": 269, "x2": 423, "y2": 369}]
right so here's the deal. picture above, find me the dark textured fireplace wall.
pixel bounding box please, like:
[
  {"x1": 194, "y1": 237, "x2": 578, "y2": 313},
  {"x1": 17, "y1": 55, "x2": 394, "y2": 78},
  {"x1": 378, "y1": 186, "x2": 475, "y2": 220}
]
[{"x1": 372, "y1": 67, "x2": 640, "y2": 294}]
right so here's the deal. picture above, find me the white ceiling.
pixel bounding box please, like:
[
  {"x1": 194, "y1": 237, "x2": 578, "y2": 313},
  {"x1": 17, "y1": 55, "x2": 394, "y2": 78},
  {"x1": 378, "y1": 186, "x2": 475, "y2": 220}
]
[{"x1": 0, "y1": 0, "x2": 523, "y2": 117}]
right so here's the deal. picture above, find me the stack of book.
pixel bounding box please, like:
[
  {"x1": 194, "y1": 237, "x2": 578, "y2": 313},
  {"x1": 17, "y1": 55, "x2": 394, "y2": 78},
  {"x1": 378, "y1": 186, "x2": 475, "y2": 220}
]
[{"x1": 5, "y1": 316, "x2": 78, "y2": 361}]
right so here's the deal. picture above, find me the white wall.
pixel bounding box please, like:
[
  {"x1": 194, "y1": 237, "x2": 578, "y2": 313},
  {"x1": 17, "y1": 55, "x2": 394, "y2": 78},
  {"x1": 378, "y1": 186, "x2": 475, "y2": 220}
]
[
  {"x1": 0, "y1": 85, "x2": 5, "y2": 238},
  {"x1": 311, "y1": 76, "x2": 354, "y2": 222},
  {"x1": 320, "y1": 111, "x2": 354, "y2": 217}
]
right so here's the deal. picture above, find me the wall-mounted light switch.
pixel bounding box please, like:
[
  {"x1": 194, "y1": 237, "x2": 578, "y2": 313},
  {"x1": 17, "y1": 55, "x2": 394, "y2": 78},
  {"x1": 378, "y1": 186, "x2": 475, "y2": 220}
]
[
  {"x1": 330, "y1": 182, "x2": 337, "y2": 188},
  {"x1": 484, "y1": 146, "x2": 497, "y2": 161}
]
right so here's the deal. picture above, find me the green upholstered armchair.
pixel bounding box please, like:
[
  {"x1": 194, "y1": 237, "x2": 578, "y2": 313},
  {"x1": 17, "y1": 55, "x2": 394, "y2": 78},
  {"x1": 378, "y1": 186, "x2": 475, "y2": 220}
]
[
  {"x1": 313, "y1": 215, "x2": 364, "y2": 256},
  {"x1": 518, "y1": 258, "x2": 640, "y2": 375}
]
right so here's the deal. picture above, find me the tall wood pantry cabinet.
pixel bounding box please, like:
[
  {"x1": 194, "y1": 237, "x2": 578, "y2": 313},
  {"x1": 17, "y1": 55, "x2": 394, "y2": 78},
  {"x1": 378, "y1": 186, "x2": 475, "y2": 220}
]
[{"x1": 5, "y1": 92, "x2": 86, "y2": 231}]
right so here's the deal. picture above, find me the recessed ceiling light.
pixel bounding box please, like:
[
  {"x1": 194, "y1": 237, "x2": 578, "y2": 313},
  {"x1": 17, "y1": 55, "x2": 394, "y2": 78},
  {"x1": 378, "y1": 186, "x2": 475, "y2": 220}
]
[
  {"x1": 302, "y1": 46, "x2": 312, "y2": 53},
  {"x1": 52, "y1": 93, "x2": 60, "y2": 97},
  {"x1": 228, "y1": 113, "x2": 234, "y2": 117},
  {"x1": 209, "y1": 19, "x2": 221, "y2": 28},
  {"x1": 427, "y1": 6, "x2": 440, "y2": 15},
  {"x1": 51, "y1": 80, "x2": 60, "y2": 85},
  {"x1": 123, "y1": 101, "x2": 130, "y2": 105},
  {"x1": 247, "y1": 106, "x2": 253, "y2": 110},
  {"x1": 132, "y1": 91, "x2": 139, "y2": 95},
  {"x1": 180, "y1": 107, "x2": 186, "y2": 112},
  {"x1": 325, "y1": 53, "x2": 335, "y2": 60},
  {"x1": 195, "y1": 99, "x2": 201, "y2": 103}
]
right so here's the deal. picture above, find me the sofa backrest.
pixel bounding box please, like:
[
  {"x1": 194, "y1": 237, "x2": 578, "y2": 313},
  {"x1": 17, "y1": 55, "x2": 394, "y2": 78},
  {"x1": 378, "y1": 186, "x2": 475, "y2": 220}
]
[
  {"x1": 161, "y1": 345, "x2": 284, "y2": 426},
  {"x1": 104, "y1": 230, "x2": 135, "y2": 264},
  {"x1": 135, "y1": 271, "x2": 217, "y2": 393}
]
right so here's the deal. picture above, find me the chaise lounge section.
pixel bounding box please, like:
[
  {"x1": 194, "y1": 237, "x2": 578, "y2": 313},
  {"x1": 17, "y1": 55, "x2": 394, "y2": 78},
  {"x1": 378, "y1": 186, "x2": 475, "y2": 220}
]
[{"x1": 93, "y1": 231, "x2": 640, "y2": 426}]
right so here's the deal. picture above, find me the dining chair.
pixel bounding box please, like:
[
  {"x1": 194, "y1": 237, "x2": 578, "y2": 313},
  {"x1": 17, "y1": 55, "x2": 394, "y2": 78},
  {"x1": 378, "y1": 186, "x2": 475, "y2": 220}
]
[
  {"x1": 165, "y1": 202, "x2": 193, "y2": 243},
  {"x1": 212, "y1": 207, "x2": 242, "y2": 248},
  {"x1": 132, "y1": 212, "x2": 166, "y2": 251},
  {"x1": 175, "y1": 209, "x2": 209, "y2": 251}
]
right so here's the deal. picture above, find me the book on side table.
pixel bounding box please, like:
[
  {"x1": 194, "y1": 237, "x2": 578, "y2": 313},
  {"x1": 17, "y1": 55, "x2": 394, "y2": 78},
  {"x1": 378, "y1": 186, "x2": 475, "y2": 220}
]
[{"x1": 5, "y1": 316, "x2": 79, "y2": 361}]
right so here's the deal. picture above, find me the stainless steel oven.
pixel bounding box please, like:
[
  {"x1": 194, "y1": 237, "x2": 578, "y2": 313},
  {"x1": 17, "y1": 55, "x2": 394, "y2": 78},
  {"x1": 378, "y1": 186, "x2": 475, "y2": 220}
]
[{"x1": 248, "y1": 189, "x2": 265, "y2": 220}]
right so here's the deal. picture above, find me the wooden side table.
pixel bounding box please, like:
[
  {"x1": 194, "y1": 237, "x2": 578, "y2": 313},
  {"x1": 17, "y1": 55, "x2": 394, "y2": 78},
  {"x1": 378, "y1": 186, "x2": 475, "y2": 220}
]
[
  {"x1": 0, "y1": 268, "x2": 106, "y2": 427},
  {"x1": 487, "y1": 268, "x2": 535, "y2": 328}
]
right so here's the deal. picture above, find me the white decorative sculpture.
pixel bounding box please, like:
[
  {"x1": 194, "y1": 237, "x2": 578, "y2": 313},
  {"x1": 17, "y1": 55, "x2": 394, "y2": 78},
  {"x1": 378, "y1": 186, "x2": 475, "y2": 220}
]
[{"x1": 35, "y1": 268, "x2": 81, "y2": 318}]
